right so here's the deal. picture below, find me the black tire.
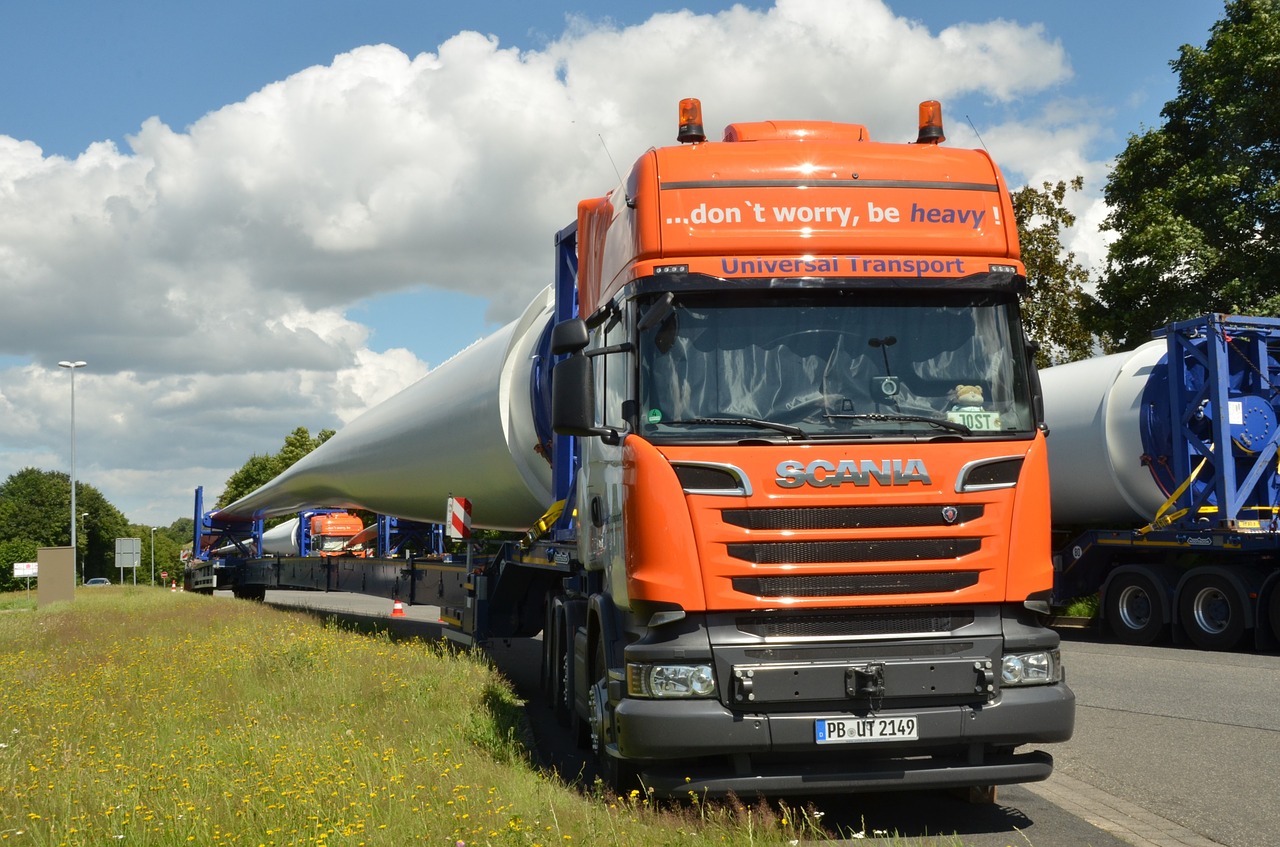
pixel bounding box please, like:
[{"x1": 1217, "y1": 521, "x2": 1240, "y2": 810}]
[
  {"x1": 551, "y1": 610, "x2": 573, "y2": 727},
  {"x1": 1178, "y1": 574, "x2": 1246, "y2": 650},
  {"x1": 541, "y1": 600, "x2": 555, "y2": 700},
  {"x1": 569, "y1": 635, "x2": 590, "y2": 749},
  {"x1": 591, "y1": 639, "x2": 642, "y2": 795},
  {"x1": 1104, "y1": 571, "x2": 1166, "y2": 645},
  {"x1": 1269, "y1": 585, "x2": 1280, "y2": 645}
]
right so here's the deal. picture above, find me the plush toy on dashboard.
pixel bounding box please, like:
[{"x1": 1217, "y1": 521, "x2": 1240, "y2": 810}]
[{"x1": 950, "y1": 384, "x2": 985, "y2": 412}]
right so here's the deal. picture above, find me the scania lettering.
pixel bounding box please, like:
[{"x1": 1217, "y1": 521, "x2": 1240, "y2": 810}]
[
  {"x1": 775, "y1": 458, "x2": 932, "y2": 488},
  {"x1": 192, "y1": 98, "x2": 1073, "y2": 798}
]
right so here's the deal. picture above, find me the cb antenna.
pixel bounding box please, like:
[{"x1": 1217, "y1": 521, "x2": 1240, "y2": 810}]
[
  {"x1": 598, "y1": 132, "x2": 631, "y2": 207},
  {"x1": 598, "y1": 133, "x2": 624, "y2": 185},
  {"x1": 965, "y1": 115, "x2": 989, "y2": 151}
]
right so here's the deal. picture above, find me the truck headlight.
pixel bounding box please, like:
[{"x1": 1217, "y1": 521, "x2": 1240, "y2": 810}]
[
  {"x1": 626, "y1": 663, "x2": 717, "y2": 698},
  {"x1": 1001, "y1": 649, "x2": 1063, "y2": 686}
]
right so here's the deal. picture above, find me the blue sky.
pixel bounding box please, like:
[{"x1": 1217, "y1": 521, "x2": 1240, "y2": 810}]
[
  {"x1": 0, "y1": 1, "x2": 1230, "y2": 523},
  {"x1": 4, "y1": 2, "x2": 1222, "y2": 157}
]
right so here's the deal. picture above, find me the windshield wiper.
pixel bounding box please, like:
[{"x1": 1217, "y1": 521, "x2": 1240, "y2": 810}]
[
  {"x1": 662, "y1": 417, "x2": 809, "y2": 438},
  {"x1": 827, "y1": 413, "x2": 972, "y2": 436}
]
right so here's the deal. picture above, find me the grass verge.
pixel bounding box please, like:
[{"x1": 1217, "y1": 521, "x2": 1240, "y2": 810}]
[{"x1": 0, "y1": 588, "x2": 973, "y2": 845}]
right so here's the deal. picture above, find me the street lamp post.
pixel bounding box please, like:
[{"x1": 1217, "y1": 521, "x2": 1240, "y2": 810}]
[
  {"x1": 79, "y1": 512, "x2": 88, "y2": 581},
  {"x1": 150, "y1": 526, "x2": 157, "y2": 587},
  {"x1": 58, "y1": 360, "x2": 87, "y2": 582}
]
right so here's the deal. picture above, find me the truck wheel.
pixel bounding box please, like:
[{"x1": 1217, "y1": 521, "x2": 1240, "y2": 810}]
[
  {"x1": 1271, "y1": 587, "x2": 1280, "y2": 644},
  {"x1": 550, "y1": 610, "x2": 572, "y2": 727},
  {"x1": 590, "y1": 639, "x2": 641, "y2": 796},
  {"x1": 1104, "y1": 572, "x2": 1165, "y2": 644},
  {"x1": 541, "y1": 601, "x2": 555, "y2": 699},
  {"x1": 1178, "y1": 575, "x2": 1245, "y2": 650}
]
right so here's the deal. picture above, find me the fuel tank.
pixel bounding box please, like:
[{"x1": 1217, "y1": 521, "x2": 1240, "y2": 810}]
[{"x1": 217, "y1": 286, "x2": 557, "y2": 531}]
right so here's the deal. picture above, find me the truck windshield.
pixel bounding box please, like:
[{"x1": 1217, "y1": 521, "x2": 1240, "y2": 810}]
[
  {"x1": 638, "y1": 289, "x2": 1035, "y2": 439},
  {"x1": 314, "y1": 535, "x2": 350, "y2": 553}
]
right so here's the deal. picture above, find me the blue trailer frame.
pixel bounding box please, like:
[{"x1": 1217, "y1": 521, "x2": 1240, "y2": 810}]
[{"x1": 1053, "y1": 314, "x2": 1280, "y2": 649}]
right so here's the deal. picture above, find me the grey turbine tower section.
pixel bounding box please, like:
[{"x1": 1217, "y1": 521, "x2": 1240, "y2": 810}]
[
  {"x1": 1039, "y1": 340, "x2": 1169, "y2": 524},
  {"x1": 217, "y1": 286, "x2": 557, "y2": 532}
]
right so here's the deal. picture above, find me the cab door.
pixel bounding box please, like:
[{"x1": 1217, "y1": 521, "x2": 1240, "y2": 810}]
[{"x1": 576, "y1": 305, "x2": 631, "y2": 606}]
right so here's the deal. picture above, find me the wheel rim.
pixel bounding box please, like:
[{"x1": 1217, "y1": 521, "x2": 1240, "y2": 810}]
[
  {"x1": 589, "y1": 677, "x2": 607, "y2": 756},
  {"x1": 1191, "y1": 586, "x2": 1230, "y2": 634},
  {"x1": 1117, "y1": 584, "x2": 1152, "y2": 630}
]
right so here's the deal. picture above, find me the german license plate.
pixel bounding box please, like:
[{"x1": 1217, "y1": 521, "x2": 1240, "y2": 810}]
[{"x1": 815, "y1": 716, "x2": 918, "y2": 744}]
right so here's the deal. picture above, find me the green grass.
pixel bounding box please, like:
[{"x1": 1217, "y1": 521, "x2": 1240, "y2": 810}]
[
  {"x1": 0, "y1": 589, "x2": 974, "y2": 846},
  {"x1": 0, "y1": 591, "x2": 36, "y2": 613},
  {"x1": 1060, "y1": 594, "x2": 1100, "y2": 619}
]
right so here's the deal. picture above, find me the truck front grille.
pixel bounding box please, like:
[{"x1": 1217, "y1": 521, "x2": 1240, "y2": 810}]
[
  {"x1": 732, "y1": 571, "x2": 978, "y2": 597},
  {"x1": 727, "y1": 538, "x2": 980, "y2": 564},
  {"x1": 722, "y1": 505, "x2": 983, "y2": 530}
]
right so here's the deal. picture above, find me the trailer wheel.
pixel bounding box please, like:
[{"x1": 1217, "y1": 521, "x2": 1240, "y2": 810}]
[
  {"x1": 1179, "y1": 575, "x2": 1246, "y2": 650},
  {"x1": 590, "y1": 639, "x2": 641, "y2": 796},
  {"x1": 1104, "y1": 572, "x2": 1165, "y2": 645}
]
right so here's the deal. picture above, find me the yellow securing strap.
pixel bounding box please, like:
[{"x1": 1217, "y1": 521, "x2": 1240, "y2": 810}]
[
  {"x1": 1138, "y1": 455, "x2": 1208, "y2": 535},
  {"x1": 527, "y1": 499, "x2": 567, "y2": 541}
]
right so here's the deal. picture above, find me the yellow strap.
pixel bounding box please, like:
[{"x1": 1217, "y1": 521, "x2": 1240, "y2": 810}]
[
  {"x1": 527, "y1": 499, "x2": 567, "y2": 541},
  {"x1": 1138, "y1": 455, "x2": 1207, "y2": 535}
]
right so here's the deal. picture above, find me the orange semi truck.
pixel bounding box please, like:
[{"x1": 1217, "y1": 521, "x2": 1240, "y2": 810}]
[
  {"x1": 545, "y1": 99, "x2": 1074, "y2": 795},
  {"x1": 201, "y1": 99, "x2": 1074, "y2": 797}
]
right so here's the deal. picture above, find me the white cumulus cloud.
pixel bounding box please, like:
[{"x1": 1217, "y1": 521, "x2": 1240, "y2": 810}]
[{"x1": 0, "y1": 0, "x2": 1102, "y2": 524}]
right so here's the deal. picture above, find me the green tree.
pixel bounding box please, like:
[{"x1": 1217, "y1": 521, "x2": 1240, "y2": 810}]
[
  {"x1": 1011, "y1": 177, "x2": 1099, "y2": 366},
  {"x1": 1093, "y1": 0, "x2": 1280, "y2": 348},
  {"x1": 0, "y1": 468, "x2": 129, "y2": 582},
  {"x1": 129, "y1": 523, "x2": 187, "y2": 586},
  {"x1": 216, "y1": 454, "x2": 280, "y2": 511},
  {"x1": 77, "y1": 485, "x2": 130, "y2": 581},
  {"x1": 216, "y1": 427, "x2": 336, "y2": 509},
  {"x1": 0, "y1": 468, "x2": 68, "y2": 547},
  {"x1": 0, "y1": 538, "x2": 38, "y2": 592}
]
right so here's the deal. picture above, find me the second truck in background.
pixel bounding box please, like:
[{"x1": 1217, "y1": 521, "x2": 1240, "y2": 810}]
[{"x1": 1046, "y1": 313, "x2": 1280, "y2": 651}]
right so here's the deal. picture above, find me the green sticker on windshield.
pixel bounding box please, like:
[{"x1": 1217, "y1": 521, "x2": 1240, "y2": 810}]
[{"x1": 647, "y1": 409, "x2": 663, "y2": 423}]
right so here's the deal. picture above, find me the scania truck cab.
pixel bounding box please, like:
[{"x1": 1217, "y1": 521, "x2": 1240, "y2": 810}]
[{"x1": 549, "y1": 99, "x2": 1074, "y2": 796}]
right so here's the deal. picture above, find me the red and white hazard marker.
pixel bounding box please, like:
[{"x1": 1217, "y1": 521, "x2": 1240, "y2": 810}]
[{"x1": 447, "y1": 496, "x2": 472, "y2": 540}]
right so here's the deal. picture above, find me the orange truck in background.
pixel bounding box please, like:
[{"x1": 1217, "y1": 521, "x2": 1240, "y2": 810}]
[
  {"x1": 308, "y1": 511, "x2": 367, "y2": 556},
  {"x1": 544, "y1": 99, "x2": 1074, "y2": 796}
]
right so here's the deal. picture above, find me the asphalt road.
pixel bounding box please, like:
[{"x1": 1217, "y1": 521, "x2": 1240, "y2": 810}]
[
  {"x1": 247, "y1": 590, "x2": 1279, "y2": 846},
  {"x1": 1045, "y1": 632, "x2": 1280, "y2": 847}
]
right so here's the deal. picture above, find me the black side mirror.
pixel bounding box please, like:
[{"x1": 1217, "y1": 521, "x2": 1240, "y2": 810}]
[
  {"x1": 637, "y1": 292, "x2": 675, "y2": 332},
  {"x1": 550, "y1": 319, "x2": 589, "y2": 355},
  {"x1": 552, "y1": 353, "x2": 606, "y2": 437}
]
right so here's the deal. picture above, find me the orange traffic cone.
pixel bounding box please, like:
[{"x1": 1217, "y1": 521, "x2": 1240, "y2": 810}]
[
  {"x1": 391, "y1": 599, "x2": 406, "y2": 617},
  {"x1": 171, "y1": 580, "x2": 177, "y2": 592}
]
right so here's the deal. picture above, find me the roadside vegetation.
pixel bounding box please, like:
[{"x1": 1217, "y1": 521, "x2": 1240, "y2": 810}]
[
  {"x1": 0, "y1": 589, "x2": 980, "y2": 846},
  {"x1": 1060, "y1": 595, "x2": 1100, "y2": 620}
]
